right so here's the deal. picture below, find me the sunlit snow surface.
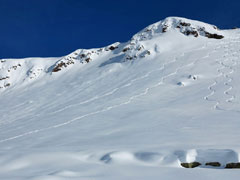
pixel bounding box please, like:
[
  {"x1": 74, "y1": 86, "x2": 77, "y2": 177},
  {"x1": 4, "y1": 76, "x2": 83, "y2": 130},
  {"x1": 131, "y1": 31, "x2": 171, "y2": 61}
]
[{"x1": 1, "y1": 17, "x2": 240, "y2": 179}]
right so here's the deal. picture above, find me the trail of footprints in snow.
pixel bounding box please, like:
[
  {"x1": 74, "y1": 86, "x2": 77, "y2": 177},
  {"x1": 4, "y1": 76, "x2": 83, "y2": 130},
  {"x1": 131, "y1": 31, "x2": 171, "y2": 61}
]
[
  {"x1": 204, "y1": 40, "x2": 240, "y2": 111},
  {"x1": 45, "y1": 45, "x2": 206, "y2": 114},
  {"x1": 0, "y1": 45, "x2": 217, "y2": 143},
  {"x1": 29, "y1": 48, "x2": 197, "y2": 116},
  {"x1": 2, "y1": 47, "x2": 204, "y2": 126}
]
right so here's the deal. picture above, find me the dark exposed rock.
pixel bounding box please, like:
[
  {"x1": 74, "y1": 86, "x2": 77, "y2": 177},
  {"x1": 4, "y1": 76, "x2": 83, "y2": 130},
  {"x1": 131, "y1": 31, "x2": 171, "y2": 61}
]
[
  {"x1": 181, "y1": 162, "x2": 201, "y2": 168},
  {"x1": 225, "y1": 163, "x2": 240, "y2": 169},
  {"x1": 184, "y1": 30, "x2": 198, "y2": 37},
  {"x1": 0, "y1": 76, "x2": 9, "y2": 81},
  {"x1": 85, "y1": 58, "x2": 91, "y2": 63},
  {"x1": 188, "y1": 75, "x2": 197, "y2": 80},
  {"x1": 4, "y1": 83, "x2": 10, "y2": 87},
  {"x1": 137, "y1": 45, "x2": 144, "y2": 51},
  {"x1": 52, "y1": 62, "x2": 66, "y2": 72},
  {"x1": 180, "y1": 22, "x2": 191, "y2": 26},
  {"x1": 109, "y1": 46, "x2": 118, "y2": 51},
  {"x1": 126, "y1": 56, "x2": 133, "y2": 60},
  {"x1": 205, "y1": 32, "x2": 224, "y2": 39},
  {"x1": 126, "y1": 55, "x2": 137, "y2": 60},
  {"x1": 80, "y1": 54, "x2": 86, "y2": 58},
  {"x1": 52, "y1": 60, "x2": 74, "y2": 72},
  {"x1": 205, "y1": 162, "x2": 221, "y2": 167},
  {"x1": 162, "y1": 25, "x2": 168, "y2": 33},
  {"x1": 122, "y1": 47, "x2": 130, "y2": 52}
]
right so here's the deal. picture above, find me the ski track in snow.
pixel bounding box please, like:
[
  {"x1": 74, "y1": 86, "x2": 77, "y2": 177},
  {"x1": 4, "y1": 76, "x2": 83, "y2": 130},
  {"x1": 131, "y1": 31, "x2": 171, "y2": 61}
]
[
  {"x1": 1, "y1": 38, "x2": 240, "y2": 143},
  {"x1": 0, "y1": 46, "x2": 208, "y2": 143},
  {"x1": 204, "y1": 39, "x2": 240, "y2": 111},
  {"x1": 0, "y1": 46, "x2": 205, "y2": 127}
]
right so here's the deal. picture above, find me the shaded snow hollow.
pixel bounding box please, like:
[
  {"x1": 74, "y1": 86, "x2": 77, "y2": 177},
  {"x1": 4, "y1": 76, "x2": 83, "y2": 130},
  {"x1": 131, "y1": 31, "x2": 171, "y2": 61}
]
[{"x1": 1, "y1": 17, "x2": 240, "y2": 180}]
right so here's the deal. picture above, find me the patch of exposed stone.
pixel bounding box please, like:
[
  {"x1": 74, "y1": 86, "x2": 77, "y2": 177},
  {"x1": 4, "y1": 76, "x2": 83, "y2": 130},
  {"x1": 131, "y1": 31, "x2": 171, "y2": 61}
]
[
  {"x1": 205, "y1": 162, "x2": 221, "y2": 167},
  {"x1": 162, "y1": 25, "x2": 168, "y2": 33},
  {"x1": 181, "y1": 162, "x2": 201, "y2": 168},
  {"x1": 174, "y1": 21, "x2": 224, "y2": 39},
  {"x1": 140, "y1": 19, "x2": 224, "y2": 40},
  {"x1": 0, "y1": 76, "x2": 9, "y2": 81},
  {"x1": 204, "y1": 32, "x2": 224, "y2": 39},
  {"x1": 181, "y1": 161, "x2": 240, "y2": 169},
  {"x1": 121, "y1": 41, "x2": 151, "y2": 61},
  {"x1": 0, "y1": 83, "x2": 11, "y2": 89},
  {"x1": 184, "y1": 30, "x2": 199, "y2": 37},
  {"x1": 52, "y1": 60, "x2": 75, "y2": 72},
  {"x1": 225, "y1": 163, "x2": 240, "y2": 169},
  {"x1": 106, "y1": 45, "x2": 118, "y2": 51},
  {"x1": 52, "y1": 44, "x2": 119, "y2": 73},
  {"x1": 7, "y1": 64, "x2": 21, "y2": 72}
]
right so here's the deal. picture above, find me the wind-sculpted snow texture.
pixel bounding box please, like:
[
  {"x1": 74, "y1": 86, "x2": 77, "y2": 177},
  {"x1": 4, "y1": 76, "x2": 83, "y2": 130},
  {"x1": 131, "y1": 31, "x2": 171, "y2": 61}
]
[{"x1": 0, "y1": 17, "x2": 240, "y2": 180}]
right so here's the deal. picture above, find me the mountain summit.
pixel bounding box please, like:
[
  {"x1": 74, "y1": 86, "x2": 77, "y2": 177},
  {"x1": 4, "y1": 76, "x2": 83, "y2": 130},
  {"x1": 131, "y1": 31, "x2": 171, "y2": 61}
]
[{"x1": 0, "y1": 17, "x2": 240, "y2": 180}]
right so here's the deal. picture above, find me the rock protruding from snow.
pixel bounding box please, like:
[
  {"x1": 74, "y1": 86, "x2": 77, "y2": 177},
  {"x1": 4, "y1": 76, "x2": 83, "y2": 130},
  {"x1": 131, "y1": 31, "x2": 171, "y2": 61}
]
[
  {"x1": 134, "y1": 17, "x2": 224, "y2": 40},
  {"x1": 52, "y1": 43, "x2": 120, "y2": 73}
]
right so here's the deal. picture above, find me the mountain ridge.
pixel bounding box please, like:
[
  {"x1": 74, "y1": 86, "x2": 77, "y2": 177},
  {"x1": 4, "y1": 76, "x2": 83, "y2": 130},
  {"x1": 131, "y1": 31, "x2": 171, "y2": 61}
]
[{"x1": 0, "y1": 17, "x2": 231, "y2": 92}]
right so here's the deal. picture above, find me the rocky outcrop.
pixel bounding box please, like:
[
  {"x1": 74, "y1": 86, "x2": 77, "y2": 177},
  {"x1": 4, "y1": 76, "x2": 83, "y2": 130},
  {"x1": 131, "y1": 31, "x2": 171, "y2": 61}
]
[
  {"x1": 52, "y1": 60, "x2": 75, "y2": 72},
  {"x1": 205, "y1": 162, "x2": 221, "y2": 167},
  {"x1": 181, "y1": 162, "x2": 201, "y2": 168},
  {"x1": 139, "y1": 17, "x2": 225, "y2": 40},
  {"x1": 51, "y1": 43, "x2": 120, "y2": 73},
  {"x1": 225, "y1": 163, "x2": 240, "y2": 169}
]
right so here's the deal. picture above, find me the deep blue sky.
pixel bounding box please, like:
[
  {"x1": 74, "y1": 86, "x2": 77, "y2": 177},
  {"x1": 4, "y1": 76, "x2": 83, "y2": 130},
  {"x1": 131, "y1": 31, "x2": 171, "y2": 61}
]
[{"x1": 1, "y1": 0, "x2": 239, "y2": 58}]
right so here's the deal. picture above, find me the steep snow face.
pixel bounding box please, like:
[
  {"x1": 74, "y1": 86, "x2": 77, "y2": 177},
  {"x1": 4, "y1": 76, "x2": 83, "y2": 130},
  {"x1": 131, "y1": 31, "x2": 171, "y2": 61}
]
[{"x1": 1, "y1": 17, "x2": 240, "y2": 180}]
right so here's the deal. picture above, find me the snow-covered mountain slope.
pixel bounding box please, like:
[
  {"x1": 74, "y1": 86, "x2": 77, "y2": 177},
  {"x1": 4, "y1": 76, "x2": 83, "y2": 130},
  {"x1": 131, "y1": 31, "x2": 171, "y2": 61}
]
[{"x1": 1, "y1": 17, "x2": 240, "y2": 180}]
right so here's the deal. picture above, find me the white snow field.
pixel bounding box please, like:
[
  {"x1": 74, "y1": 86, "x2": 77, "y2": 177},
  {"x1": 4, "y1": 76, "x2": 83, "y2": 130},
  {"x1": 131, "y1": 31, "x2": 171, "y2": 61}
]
[{"x1": 1, "y1": 17, "x2": 240, "y2": 179}]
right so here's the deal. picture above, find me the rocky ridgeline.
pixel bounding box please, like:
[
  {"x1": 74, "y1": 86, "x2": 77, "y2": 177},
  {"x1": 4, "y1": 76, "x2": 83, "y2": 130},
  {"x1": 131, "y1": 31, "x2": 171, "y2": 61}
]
[
  {"x1": 0, "y1": 17, "x2": 227, "y2": 90},
  {"x1": 51, "y1": 17, "x2": 225, "y2": 73},
  {"x1": 52, "y1": 42, "x2": 120, "y2": 72},
  {"x1": 137, "y1": 17, "x2": 224, "y2": 40},
  {"x1": 51, "y1": 41, "x2": 151, "y2": 73}
]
